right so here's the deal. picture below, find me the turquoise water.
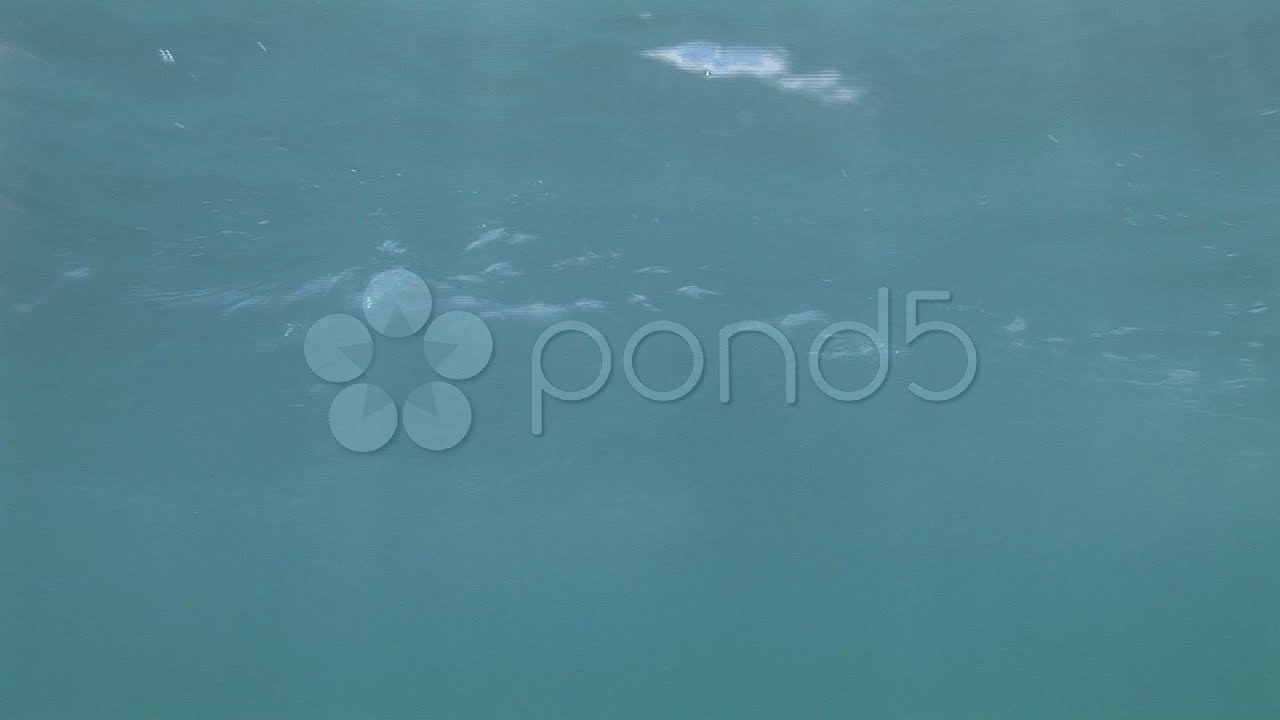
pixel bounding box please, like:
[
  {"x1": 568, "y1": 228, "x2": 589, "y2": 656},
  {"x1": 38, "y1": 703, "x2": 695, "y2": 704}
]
[{"x1": 3, "y1": 1, "x2": 1278, "y2": 717}]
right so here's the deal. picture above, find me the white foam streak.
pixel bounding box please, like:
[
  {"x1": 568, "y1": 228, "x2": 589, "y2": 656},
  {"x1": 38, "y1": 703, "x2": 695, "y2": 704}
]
[{"x1": 642, "y1": 41, "x2": 862, "y2": 105}]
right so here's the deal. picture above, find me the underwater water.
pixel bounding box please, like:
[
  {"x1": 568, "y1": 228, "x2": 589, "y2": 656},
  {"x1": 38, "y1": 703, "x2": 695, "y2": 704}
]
[{"x1": 2, "y1": 0, "x2": 1278, "y2": 717}]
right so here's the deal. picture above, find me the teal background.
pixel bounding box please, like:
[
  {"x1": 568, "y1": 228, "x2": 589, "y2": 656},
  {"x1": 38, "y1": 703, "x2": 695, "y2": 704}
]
[{"x1": 2, "y1": 1, "x2": 1278, "y2": 717}]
